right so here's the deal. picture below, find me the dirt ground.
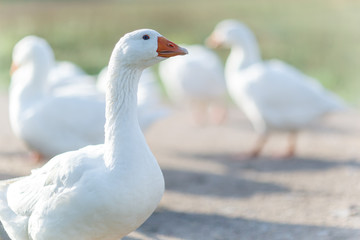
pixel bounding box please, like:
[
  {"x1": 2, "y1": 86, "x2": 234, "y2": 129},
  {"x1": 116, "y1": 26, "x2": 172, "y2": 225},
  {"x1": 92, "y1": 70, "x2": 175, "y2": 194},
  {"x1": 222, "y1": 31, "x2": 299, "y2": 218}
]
[{"x1": 0, "y1": 92, "x2": 359, "y2": 240}]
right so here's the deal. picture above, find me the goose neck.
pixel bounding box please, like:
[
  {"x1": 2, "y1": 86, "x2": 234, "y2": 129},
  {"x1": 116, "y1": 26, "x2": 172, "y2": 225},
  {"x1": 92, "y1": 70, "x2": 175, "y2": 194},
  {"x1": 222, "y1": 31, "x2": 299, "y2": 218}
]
[
  {"x1": 104, "y1": 63, "x2": 145, "y2": 169},
  {"x1": 225, "y1": 36, "x2": 261, "y2": 78},
  {"x1": 10, "y1": 62, "x2": 49, "y2": 105}
]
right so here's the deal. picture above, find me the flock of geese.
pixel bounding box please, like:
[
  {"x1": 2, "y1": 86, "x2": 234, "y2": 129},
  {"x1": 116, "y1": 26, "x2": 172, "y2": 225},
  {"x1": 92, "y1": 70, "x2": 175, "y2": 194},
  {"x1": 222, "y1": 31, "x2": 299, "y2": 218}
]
[{"x1": 0, "y1": 20, "x2": 346, "y2": 239}]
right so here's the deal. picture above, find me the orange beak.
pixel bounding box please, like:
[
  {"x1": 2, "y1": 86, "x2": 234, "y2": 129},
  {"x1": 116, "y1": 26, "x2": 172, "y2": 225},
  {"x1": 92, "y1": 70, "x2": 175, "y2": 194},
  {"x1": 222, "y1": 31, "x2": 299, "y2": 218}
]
[
  {"x1": 205, "y1": 34, "x2": 223, "y2": 49},
  {"x1": 10, "y1": 62, "x2": 18, "y2": 76},
  {"x1": 157, "y1": 36, "x2": 188, "y2": 58}
]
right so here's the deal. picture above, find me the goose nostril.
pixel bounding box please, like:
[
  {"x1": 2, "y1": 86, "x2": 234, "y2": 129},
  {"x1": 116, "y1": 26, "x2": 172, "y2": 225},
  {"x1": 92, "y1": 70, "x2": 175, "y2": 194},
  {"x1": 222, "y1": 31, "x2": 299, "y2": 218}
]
[{"x1": 168, "y1": 43, "x2": 175, "y2": 48}]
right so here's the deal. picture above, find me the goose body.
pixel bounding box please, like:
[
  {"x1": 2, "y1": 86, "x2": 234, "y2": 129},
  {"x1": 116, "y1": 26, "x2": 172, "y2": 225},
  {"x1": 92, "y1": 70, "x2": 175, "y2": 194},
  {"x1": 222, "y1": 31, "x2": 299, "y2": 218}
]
[
  {"x1": 158, "y1": 44, "x2": 227, "y2": 124},
  {"x1": 0, "y1": 29, "x2": 187, "y2": 240},
  {"x1": 9, "y1": 36, "x2": 105, "y2": 159},
  {"x1": 208, "y1": 20, "x2": 345, "y2": 156},
  {"x1": 226, "y1": 59, "x2": 344, "y2": 133},
  {"x1": 159, "y1": 44, "x2": 226, "y2": 104},
  {"x1": 48, "y1": 60, "x2": 97, "y2": 93}
]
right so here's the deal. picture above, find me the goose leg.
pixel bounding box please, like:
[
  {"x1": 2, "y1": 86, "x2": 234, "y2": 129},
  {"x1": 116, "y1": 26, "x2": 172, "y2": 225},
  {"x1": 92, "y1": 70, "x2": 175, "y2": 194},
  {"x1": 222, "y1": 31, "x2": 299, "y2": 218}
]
[
  {"x1": 30, "y1": 151, "x2": 45, "y2": 163},
  {"x1": 191, "y1": 101, "x2": 208, "y2": 125},
  {"x1": 233, "y1": 134, "x2": 268, "y2": 160},
  {"x1": 250, "y1": 134, "x2": 268, "y2": 158},
  {"x1": 284, "y1": 131, "x2": 297, "y2": 158},
  {"x1": 209, "y1": 103, "x2": 228, "y2": 125},
  {"x1": 271, "y1": 131, "x2": 297, "y2": 159}
]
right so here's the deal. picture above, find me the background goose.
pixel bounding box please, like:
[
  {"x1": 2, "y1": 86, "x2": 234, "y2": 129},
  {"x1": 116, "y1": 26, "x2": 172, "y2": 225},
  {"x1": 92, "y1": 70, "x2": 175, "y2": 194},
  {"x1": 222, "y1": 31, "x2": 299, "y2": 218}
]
[
  {"x1": 47, "y1": 60, "x2": 96, "y2": 94},
  {"x1": 0, "y1": 29, "x2": 187, "y2": 240},
  {"x1": 10, "y1": 36, "x2": 98, "y2": 93},
  {"x1": 158, "y1": 44, "x2": 228, "y2": 124},
  {"x1": 207, "y1": 19, "x2": 346, "y2": 157},
  {"x1": 9, "y1": 36, "x2": 106, "y2": 160}
]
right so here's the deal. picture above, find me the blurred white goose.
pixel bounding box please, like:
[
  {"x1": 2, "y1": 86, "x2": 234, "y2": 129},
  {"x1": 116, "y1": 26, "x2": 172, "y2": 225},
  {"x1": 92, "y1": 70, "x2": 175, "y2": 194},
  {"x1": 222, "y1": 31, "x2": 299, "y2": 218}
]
[
  {"x1": 158, "y1": 44, "x2": 227, "y2": 124},
  {"x1": 97, "y1": 66, "x2": 170, "y2": 131},
  {"x1": 9, "y1": 36, "x2": 106, "y2": 160},
  {"x1": 13, "y1": 36, "x2": 97, "y2": 93},
  {"x1": 0, "y1": 29, "x2": 187, "y2": 240},
  {"x1": 48, "y1": 60, "x2": 96, "y2": 93},
  {"x1": 207, "y1": 19, "x2": 345, "y2": 157}
]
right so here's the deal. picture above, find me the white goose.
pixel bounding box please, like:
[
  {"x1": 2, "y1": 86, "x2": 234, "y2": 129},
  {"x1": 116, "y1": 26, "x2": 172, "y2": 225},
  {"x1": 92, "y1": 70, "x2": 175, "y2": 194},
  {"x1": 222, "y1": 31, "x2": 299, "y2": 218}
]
[
  {"x1": 97, "y1": 66, "x2": 170, "y2": 131},
  {"x1": 207, "y1": 19, "x2": 346, "y2": 157},
  {"x1": 9, "y1": 36, "x2": 105, "y2": 160},
  {"x1": 158, "y1": 44, "x2": 227, "y2": 124},
  {"x1": 12, "y1": 36, "x2": 97, "y2": 93},
  {"x1": 47, "y1": 60, "x2": 96, "y2": 94},
  {"x1": 0, "y1": 29, "x2": 187, "y2": 240}
]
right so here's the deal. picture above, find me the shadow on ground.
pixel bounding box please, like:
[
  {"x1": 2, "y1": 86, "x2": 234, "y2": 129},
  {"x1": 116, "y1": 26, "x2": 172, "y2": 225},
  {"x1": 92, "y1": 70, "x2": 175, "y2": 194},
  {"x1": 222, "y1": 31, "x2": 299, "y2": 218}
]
[
  {"x1": 175, "y1": 151, "x2": 360, "y2": 174},
  {"x1": 124, "y1": 208, "x2": 360, "y2": 240},
  {"x1": 0, "y1": 151, "x2": 28, "y2": 159},
  {"x1": 162, "y1": 168, "x2": 289, "y2": 198},
  {"x1": 0, "y1": 172, "x2": 20, "y2": 181}
]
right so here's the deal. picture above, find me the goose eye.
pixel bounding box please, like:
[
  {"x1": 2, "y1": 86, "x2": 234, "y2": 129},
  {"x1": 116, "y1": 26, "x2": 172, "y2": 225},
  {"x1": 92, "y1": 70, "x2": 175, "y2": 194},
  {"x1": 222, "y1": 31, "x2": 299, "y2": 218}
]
[{"x1": 142, "y1": 35, "x2": 150, "y2": 40}]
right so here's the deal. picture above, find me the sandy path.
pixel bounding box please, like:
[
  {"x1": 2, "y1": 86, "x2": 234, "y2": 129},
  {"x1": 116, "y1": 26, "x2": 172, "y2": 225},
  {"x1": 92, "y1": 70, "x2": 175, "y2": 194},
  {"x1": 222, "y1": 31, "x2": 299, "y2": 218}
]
[{"x1": 0, "y1": 93, "x2": 359, "y2": 240}]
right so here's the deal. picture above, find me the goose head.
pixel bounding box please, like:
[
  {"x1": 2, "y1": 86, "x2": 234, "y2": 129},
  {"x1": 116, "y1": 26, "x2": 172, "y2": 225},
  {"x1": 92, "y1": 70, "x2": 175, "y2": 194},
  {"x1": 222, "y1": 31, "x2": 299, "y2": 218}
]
[
  {"x1": 206, "y1": 19, "x2": 257, "y2": 49},
  {"x1": 110, "y1": 29, "x2": 188, "y2": 70},
  {"x1": 11, "y1": 35, "x2": 55, "y2": 76}
]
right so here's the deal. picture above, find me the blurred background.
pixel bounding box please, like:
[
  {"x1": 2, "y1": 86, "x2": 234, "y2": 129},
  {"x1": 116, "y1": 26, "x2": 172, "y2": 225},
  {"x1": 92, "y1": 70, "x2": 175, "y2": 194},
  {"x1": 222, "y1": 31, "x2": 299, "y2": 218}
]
[
  {"x1": 1, "y1": 1, "x2": 360, "y2": 239},
  {"x1": 1, "y1": 0, "x2": 360, "y2": 104}
]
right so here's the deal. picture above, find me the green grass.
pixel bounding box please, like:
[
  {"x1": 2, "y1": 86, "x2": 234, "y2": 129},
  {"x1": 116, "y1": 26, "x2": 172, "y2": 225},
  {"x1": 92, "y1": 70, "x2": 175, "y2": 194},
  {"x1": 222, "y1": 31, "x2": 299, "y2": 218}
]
[{"x1": 1, "y1": 0, "x2": 360, "y2": 105}]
